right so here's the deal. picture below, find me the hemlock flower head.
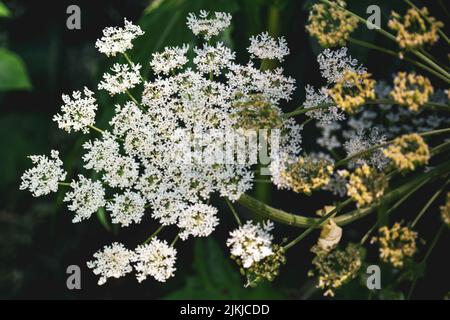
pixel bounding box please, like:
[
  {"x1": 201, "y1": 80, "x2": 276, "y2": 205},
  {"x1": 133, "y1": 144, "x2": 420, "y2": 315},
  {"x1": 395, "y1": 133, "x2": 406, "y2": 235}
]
[
  {"x1": 271, "y1": 154, "x2": 334, "y2": 195},
  {"x1": 87, "y1": 242, "x2": 135, "y2": 285},
  {"x1": 306, "y1": 0, "x2": 358, "y2": 48},
  {"x1": 193, "y1": 42, "x2": 235, "y2": 76},
  {"x1": 98, "y1": 63, "x2": 142, "y2": 96},
  {"x1": 150, "y1": 44, "x2": 189, "y2": 75},
  {"x1": 390, "y1": 72, "x2": 433, "y2": 112},
  {"x1": 371, "y1": 222, "x2": 418, "y2": 268},
  {"x1": 95, "y1": 18, "x2": 144, "y2": 57},
  {"x1": 64, "y1": 175, "x2": 106, "y2": 223},
  {"x1": 106, "y1": 191, "x2": 146, "y2": 227},
  {"x1": 102, "y1": 155, "x2": 139, "y2": 189},
  {"x1": 248, "y1": 32, "x2": 289, "y2": 62},
  {"x1": 227, "y1": 220, "x2": 274, "y2": 269},
  {"x1": 388, "y1": 7, "x2": 443, "y2": 50},
  {"x1": 53, "y1": 87, "x2": 97, "y2": 133},
  {"x1": 308, "y1": 243, "x2": 364, "y2": 297},
  {"x1": 382, "y1": 133, "x2": 430, "y2": 172},
  {"x1": 328, "y1": 70, "x2": 376, "y2": 113},
  {"x1": 347, "y1": 164, "x2": 387, "y2": 208},
  {"x1": 440, "y1": 193, "x2": 450, "y2": 227},
  {"x1": 134, "y1": 238, "x2": 177, "y2": 282},
  {"x1": 177, "y1": 203, "x2": 219, "y2": 240},
  {"x1": 186, "y1": 10, "x2": 232, "y2": 40},
  {"x1": 20, "y1": 150, "x2": 66, "y2": 197},
  {"x1": 304, "y1": 85, "x2": 345, "y2": 124}
]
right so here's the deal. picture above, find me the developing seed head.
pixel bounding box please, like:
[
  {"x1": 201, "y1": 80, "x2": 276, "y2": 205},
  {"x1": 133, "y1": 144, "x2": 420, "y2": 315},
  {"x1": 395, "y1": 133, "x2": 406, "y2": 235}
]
[
  {"x1": 390, "y1": 72, "x2": 434, "y2": 112},
  {"x1": 233, "y1": 244, "x2": 286, "y2": 288},
  {"x1": 328, "y1": 70, "x2": 376, "y2": 113},
  {"x1": 371, "y1": 222, "x2": 418, "y2": 268},
  {"x1": 382, "y1": 133, "x2": 430, "y2": 172},
  {"x1": 440, "y1": 192, "x2": 450, "y2": 227},
  {"x1": 388, "y1": 7, "x2": 443, "y2": 50},
  {"x1": 280, "y1": 156, "x2": 334, "y2": 195},
  {"x1": 308, "y1": 243, "x2": 364, "y2": 297},
  {"x1": 347, "y1": 164, "x2": 387, "y2": 208},
  {"x1": 306, "y1": 0, "x2": 358, "y2": 48}
]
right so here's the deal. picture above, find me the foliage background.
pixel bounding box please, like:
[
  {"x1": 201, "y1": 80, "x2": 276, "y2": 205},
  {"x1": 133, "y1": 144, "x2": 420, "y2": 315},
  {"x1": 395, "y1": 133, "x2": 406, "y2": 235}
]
[{"x1": 0, "y1": 0, "x2": 448, "y2": 299}]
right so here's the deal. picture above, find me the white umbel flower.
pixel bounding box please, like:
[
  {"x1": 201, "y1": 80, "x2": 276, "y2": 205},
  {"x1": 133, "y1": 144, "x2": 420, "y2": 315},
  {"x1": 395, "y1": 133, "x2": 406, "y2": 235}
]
[
  {"x1": 20, "y1": 150, "x2": 66, "y2": 197},
  {"x1": 304, "y1": 85, "x2": 345, "y2": 124},
  {"x1": 102, "y1": 155, "x2": 139, "y2": 189},
  {"x1": 95, "y1": 18, "x2": 144, "y2": 57},
  {"x1": 64, "y1": 175, "x2": 106, "y2": 223},
  {"x1": 317, "y1": 47, "x2": 365, "y2": 84},
  {"x1": 248, "y1": 32, "x2": 289, "y2": 61},
  {"x1": 98, "y1": 63, "x2": 142, "y2": 96},
  {"x1": 87, "y1": 242, "x2": 135, "y2": 285},
  {"x1": 150, "y1": 44, "x2": 189, "y2": 75},
  {"x1": 106, "y1": 191, "x2": 146, "y2": 227},
  {"x1": 53, "y1": 87, "x2": 97, "y2": 134},
  {"x1": 82, "y1": 132, "x2": 120, "y2": 172},
  {"x1": 227, "y1": 220, "x2": 274, "y2": 268},
  {"x1": 178, "y1": 203, "x2": 219, "y2": 240},
  {"x1": 134, "y1": 238, "x2": 177, "y2": 282},
  {"x1": 186, "y1": 10, "x2": 232, "y2": 40},
  {"x1": 193, "y1": 42, "x2": 235, "y2": 76}
]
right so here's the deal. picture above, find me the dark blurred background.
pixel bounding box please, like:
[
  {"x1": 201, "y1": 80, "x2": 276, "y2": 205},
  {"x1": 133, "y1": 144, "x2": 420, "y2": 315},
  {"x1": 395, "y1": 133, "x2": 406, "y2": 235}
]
[{"x1": 0, "y1": 0, "x2": 449, "y2": 299}]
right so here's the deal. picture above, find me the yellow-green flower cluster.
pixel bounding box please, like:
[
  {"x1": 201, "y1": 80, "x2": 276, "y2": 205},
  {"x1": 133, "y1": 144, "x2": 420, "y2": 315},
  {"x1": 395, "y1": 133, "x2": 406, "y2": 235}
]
[
  {"x1": 280, "y1": 156, "x2": 334, "y2": 195},
  {"x1": 388, "y1": 7, "x2": 443, "y2": 50},
  {"x1": 390, "y1": 72, "x2": 434, "y2": 112},
  {"x1": 346, "y1": 164, "x2": 387, "y2": 208},
  {"x1": 235, "y1": 244, "x2": 286, "y2": 288},
  {"x1": 306, "y1": 0, "x2": 358, "y2": 47},
  {"x1": 382, "y1": 133, "x2": 430, "y2": 172},
  {"x1": 328, "y1": 70, "x2": 376, "y2": 113},
  {"x1": 232, "y1": 94, "x2": 283, "y2": 130},
  {"x1": 308, "y1": 243, "x2": 364, "y2": 297},
  {"x1": 371, "y1": 222, "x2": 418, "y2": 268},
  {"x1": 440, "y1": 192, "x2": 450, "y2": 227}
]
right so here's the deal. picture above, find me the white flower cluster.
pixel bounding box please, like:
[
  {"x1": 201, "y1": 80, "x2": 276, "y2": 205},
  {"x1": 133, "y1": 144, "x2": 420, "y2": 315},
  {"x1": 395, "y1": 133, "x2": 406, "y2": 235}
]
[
  {"x1": 227, "y1": 220, "x2": 274, "y2": 268},
  {"x1": 64, "y1": 175, "x2": 106, "y2": 223},
  {"x1": 134, "y1": 239, "x2": 177, "y2": 282},
  {"x1": 87, "y1": 242, "x2": 135, "y2": 285},
  {"x1": 303, "y1": 47, "x2": 365, "y2": 123},
  {"x1": 21, "y1": 12, "x2": 302, "y2": 286},
  {"x1": 87, "y1": 239, "x2": 177, "y2": 285},
  {"x1": 20, "y1": 150, "x2": 66, "y2": 197},
  {"x1": 95, "y1": 18, "x2": 144, "y2": 57},
  {"x1": 53, "y1": 87, "x2": 97, "y2": 133},
  {"x1": 186, "y1": 10, "x2": 232, "y2": 40},
  {"x1": 178, "y1": 203, "x2": 219, "y2": 240},
  {"x1": 98, "y1": 63, "x2": 142, "y2": 96},
  {"x1": 150, "y1": 44, "x2": 189, "y2": 75},
  {"x1": 248, "y1": 32, "x2": 289, "y2": 62}
]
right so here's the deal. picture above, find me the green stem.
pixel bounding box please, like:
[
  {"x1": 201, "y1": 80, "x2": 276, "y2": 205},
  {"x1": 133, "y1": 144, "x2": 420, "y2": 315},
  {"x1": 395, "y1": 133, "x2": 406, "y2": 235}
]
[
  {"x1": 360, "y1": 175, "x2": 430, "y2": 245},
  {"x1": 411, "y1": 180, "x2": 449, "y2": 227},
  {"x1": 58, "y1": 182, "x2": 71, "y2": 187},
  {"x1": 171, "y1": 233, "x2": 180, "y2": 247},
  {"x1": 125, "y1": 89, "x2": 141, "y2": 106},
  {"x1": 225, "y1": 198, "x2": 242, "y2": 226},
  {"x1": 123, "y1": 52, "x2": 146, "y2": 82},
  {"x1": 239, "y1": 158, "x2": 450, "y2": 229},
  {"x1": 283, "y1": 199, "x2": 352, "y2": 250},
  {"x1": 88, "y1": 125, "x2": 104, "y2": 135},
  {"x1": 348, "y1": 37, "x2": 450, "y2": 83},
  {"x1": 144, "y1": 225, "x2": 164, "y2": 244},
  {"x1": 407, "y1": 224, "x2": 446, "y2": 299}
]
